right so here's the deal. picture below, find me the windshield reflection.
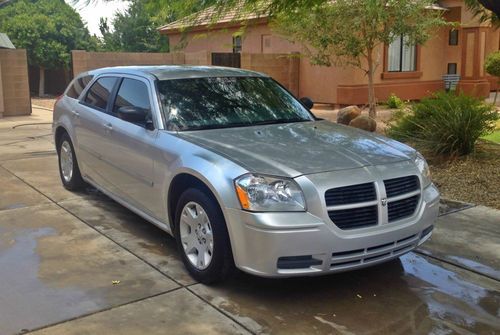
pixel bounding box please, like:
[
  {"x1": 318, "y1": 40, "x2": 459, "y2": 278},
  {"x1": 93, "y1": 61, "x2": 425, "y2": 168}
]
[{"x1": 157, "y1": 77, "x2": 313, "y2": 131}]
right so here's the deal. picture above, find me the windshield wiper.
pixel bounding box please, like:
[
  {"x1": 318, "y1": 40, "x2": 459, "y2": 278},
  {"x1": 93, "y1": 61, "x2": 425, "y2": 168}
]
[
  {"x1": 251, "y1": 118, "x2": 309, "y2": 126},
  {"x1": 179, "y1": 122, "x2": 253, "y2": 131},
  {"x1": 176, "y1": 118, "x2": 309, "y2": 131}
]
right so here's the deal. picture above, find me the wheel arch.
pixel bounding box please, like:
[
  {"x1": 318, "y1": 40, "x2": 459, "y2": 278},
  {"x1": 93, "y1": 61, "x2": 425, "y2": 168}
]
[
  {"x1": 167, "y1": 172, "x2": 226, "y2": 233},
  {"x1": 54, "y1": 125, "x2": 69, "y2": 147}
]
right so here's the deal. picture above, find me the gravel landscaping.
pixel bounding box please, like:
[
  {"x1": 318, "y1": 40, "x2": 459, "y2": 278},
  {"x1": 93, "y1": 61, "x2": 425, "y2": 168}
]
[{"x1": 428, "y1": 141, "x2": 500, "y2": 209}]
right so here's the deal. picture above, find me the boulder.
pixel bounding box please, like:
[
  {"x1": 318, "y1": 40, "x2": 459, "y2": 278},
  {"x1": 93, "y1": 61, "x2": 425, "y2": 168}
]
[
  {"x1": 349, "y1": 115, "x2": 377, "y2": 132},
  {"x1": 337, "y1": 105, "x2": 361, "y2": 125}
]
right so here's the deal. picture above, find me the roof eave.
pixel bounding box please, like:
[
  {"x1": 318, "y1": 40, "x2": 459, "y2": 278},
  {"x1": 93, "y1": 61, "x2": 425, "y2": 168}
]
[{"x1": 158, "y1": 17, "x2": 269, "y2": 35}]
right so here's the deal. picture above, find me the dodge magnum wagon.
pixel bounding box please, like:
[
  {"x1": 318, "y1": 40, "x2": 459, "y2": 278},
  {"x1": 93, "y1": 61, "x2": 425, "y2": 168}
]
[{"x1": 53, "y1": 66, "x2": 440, "y2": 283}]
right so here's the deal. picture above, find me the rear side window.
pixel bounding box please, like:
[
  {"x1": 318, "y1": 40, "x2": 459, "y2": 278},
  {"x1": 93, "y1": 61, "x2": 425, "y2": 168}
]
[
  {"x1": 66, "y1": 75, "x2": 93, "y2": 99},
  {"x1": 112, "y1": 78, "x2": 151, "y2": 115},
  {"x1": 83, "y1": 77, "x2": 117, "y2": 111}
]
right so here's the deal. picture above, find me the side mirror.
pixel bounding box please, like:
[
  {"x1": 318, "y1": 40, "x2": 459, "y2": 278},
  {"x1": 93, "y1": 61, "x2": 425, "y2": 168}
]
[
  {"x1": 117, "y1": 106, "x2": 154, "y2": 130},
  {"x1": 117, "y1": 106, "x2": 147, "y2": 122},
  {"x1": 300, "y1": 97, "x2": 314, "y2": 110}
]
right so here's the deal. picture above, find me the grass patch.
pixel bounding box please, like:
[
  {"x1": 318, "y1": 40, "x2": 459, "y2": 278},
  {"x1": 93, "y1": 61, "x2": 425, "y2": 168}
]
[
  {"x1": 482, "y1": 130, "x2": 500, "y2": 143},
  {"x1": 482, "y1": 120, "x2": 500, "y2": 143}
]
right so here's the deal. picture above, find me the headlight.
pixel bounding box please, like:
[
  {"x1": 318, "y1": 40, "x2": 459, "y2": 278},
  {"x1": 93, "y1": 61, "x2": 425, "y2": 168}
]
[
  {"x1": 415, "y1": 153, "x2": 431, "y2": 187},
  {"x1": 234, "y1": 174, "x2": 306, "y2": 211}
]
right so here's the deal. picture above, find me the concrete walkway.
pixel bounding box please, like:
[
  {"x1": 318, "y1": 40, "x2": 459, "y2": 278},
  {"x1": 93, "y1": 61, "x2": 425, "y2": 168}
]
[{"x1": 0, "y1": 107, "x2": 499, "y2": 335}]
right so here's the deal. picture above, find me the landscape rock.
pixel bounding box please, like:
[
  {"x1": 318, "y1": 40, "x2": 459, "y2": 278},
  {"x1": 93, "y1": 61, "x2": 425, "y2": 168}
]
[
  {"x1": 349, "y1": 115, "x2": 377, "y2": 132},
  {"x1": 337, "y1": 105, "x2": 361, "y2": 125}
]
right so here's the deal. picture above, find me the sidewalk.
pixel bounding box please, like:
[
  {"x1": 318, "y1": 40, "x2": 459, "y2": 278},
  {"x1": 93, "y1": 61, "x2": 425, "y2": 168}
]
[{"x1": 418, "y1": 205, "x2": 500, "y2": 281}]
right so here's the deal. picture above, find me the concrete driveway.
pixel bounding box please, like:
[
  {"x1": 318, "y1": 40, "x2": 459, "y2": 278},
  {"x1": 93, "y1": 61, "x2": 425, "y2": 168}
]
[{"x1": 1, "y1": 107, "x2": 499, "y2": 335}]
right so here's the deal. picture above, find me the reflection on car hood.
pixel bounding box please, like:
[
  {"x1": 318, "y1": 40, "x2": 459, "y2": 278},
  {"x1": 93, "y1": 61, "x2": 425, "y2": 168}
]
[{"x1": 175, "y1": 120, "x2": 416, "y2": 177}]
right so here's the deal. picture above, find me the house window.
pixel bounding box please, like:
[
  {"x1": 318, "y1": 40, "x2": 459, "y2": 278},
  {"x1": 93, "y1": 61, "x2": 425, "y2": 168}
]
[
  {"x1": 387, "y1": 35, "x2": 417, "y2": 72},
  {"x1": 262, "y1": 35, "x2": 272, "y2": 53},
  {"x1": 449, "y1": 29, "x2": 459, "y2": 45},
  {"x1": 447, "y1": 63, "x2": 457, "y2": 75},
  {"x1": 232, "y1": 36, "x2": 242, "y2": 53}
]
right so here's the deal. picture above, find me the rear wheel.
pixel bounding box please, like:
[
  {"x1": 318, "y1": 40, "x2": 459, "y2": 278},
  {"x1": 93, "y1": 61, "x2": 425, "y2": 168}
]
[
  {"x1": 174, "y1": 188, "x2": 234, "y2": 284},
  {"x1": 57, "y1": 132, "x2": 85, "y2": 191}
]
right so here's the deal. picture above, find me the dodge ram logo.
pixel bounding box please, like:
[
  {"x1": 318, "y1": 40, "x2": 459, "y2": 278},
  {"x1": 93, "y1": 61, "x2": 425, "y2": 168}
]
[{"x1": 381, "y1": 198, "x2": 388, "y2": 206}]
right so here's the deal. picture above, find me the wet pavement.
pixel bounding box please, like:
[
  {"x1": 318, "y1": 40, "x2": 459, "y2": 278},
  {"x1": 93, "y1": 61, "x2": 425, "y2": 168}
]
[{"x1": 1, "y1": 108, "x2": 499, "y2": 335}]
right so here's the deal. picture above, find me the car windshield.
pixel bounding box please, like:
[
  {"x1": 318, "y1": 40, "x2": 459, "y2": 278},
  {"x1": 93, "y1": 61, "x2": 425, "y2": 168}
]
[{"x1": 157, "y1": 77, "x2": 314, "y2": 131}]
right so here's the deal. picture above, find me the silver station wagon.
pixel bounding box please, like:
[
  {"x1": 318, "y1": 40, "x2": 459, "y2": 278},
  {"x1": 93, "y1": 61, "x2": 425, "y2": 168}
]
[{"x1": 53, "y1": 66, "x2": 440, "y2": 283}]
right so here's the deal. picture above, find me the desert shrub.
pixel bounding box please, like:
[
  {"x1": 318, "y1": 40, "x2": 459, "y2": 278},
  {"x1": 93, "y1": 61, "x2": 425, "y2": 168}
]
[
  {"x1": 485, "y1": 51, "x2": 500, "y2": 103},
  {"x1": 386, "y1": 93, "x2": 405, "y2": 109},
  {"x1": 387, "y1": 91, "x2": 499, "y2": 156}
]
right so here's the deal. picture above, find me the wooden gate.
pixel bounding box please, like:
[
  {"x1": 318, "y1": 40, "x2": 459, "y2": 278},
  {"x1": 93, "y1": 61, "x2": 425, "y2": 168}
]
[{"x1": 211, "y1": 53, "x2": 241, "y2": 68}]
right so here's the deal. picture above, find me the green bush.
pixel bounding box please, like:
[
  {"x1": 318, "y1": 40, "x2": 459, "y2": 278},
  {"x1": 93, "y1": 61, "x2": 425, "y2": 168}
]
[
  {"x1": 485, "y1": 51, "x2": 500, "y2": 103},
  {"x1": 387, "y1": 91, "x2": 499, "y2": 156},
  {"x1": 386, "y1": 93, "x2": 405, "y2": 109},
  {"x1": 485, "y1": 51, "x2": 500, "y2": 78}
]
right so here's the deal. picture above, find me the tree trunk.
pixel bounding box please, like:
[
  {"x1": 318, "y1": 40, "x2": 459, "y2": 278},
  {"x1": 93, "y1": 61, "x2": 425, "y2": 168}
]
[
  {"x1": 38, "y1": 67, "x2": 45, "y2": 97},
  {"x1": 495, "y1": 80, "x2": 499, "y2": 104},
  {"x1": 366, "y1": 50, "x2": 377, "y2": 118}
]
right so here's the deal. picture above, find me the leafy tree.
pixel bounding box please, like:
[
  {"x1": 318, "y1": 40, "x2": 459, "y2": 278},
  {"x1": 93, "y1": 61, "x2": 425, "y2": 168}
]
[
  {"x1": 485, "y1": 51, "x2": 500, "y2": 103},
  {"x1": 465, "y1": 0, "x2": 500, "y2": 28},
  {"x1": 271, "y1": 0, "x2": 448, "y2": 117},
  {"x1": 99, "y1": 0, "x2": 168, "y2": 52},
  {"x1": 0, "y1": 0, "x2": 96, "y2": 96}
]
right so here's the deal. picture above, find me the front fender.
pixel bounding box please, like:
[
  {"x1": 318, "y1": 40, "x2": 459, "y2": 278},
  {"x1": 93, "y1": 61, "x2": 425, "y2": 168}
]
[{"x1": 167, "y1": 151, "x2": 248, "y2": 212}]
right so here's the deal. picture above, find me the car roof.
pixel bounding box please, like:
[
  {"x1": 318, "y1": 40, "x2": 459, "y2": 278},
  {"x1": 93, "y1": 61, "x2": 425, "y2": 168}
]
[{"x1": 86, "y1": 65, "x2": 268, "y2": 80}]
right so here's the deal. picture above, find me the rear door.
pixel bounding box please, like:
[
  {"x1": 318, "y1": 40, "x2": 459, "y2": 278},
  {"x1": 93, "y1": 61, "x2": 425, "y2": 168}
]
[
  {"x1": 75, "y1": 76, "x2": 119, "y2": 188},
  {"x1": 98, "y1": 76, "x2": 159, "y2": 217}
]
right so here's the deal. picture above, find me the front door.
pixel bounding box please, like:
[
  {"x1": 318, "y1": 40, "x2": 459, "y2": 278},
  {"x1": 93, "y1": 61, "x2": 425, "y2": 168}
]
[{"x1": 101, "y1": 76, "x2": 159, "y2": 217}]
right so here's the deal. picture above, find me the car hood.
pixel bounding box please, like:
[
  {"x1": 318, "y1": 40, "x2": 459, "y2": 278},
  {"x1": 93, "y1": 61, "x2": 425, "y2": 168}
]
[{"x1": 175, "y1": 120, "x2": 416, "y2": 177}]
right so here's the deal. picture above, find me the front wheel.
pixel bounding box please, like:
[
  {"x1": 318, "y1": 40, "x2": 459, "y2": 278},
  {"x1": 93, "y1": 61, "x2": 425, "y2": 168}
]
[
  {"x1": 57, "y1": 132, "x2": 86, "y2": 191},
  {"x1": 174, "y1": 188, "x2": 234, "y2": 284}
]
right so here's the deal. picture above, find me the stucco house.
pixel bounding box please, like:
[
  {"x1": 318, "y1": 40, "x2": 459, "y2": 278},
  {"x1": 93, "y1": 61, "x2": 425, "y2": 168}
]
[{"x1": 159, "y1": 0, "x2": 499, "y2": 106}]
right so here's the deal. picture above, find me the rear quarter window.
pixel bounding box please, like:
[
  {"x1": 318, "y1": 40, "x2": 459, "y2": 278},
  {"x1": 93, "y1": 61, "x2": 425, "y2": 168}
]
[
  {"x1": 66, "y1": 75, "x2": 93, "y2": 99},
  {"x1": 83, "y1": 77, "x2": 117, "y2": 111}
]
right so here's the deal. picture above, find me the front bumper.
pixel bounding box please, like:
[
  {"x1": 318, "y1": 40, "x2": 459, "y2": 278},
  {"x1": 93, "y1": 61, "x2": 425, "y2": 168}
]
[{"x1": 225, "y1": 183, "x2": 440, "y2": 277}]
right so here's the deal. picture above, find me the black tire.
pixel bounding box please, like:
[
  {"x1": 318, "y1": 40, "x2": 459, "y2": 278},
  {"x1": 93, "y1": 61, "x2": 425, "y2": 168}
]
[
  {"x1": 174, "y1": 188, "x2": 234, "y2": 284},
  {"x1": 57, "y1": 132, "x2": 86, "y2": 191}
]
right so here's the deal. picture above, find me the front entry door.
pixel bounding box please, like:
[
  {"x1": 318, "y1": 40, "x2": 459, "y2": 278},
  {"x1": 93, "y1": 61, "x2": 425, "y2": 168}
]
[{"x1": 100, "y1": 77, "x2": 159, "y2": 218}]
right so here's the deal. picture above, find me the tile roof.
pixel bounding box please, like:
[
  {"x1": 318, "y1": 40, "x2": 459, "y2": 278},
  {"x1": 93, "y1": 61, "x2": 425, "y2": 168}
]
[{"x1": 158, "y1": 4, "x2": 269, "y2": 34}]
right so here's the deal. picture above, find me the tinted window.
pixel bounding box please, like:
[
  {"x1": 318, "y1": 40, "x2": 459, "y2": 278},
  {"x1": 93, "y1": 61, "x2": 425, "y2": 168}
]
[
  {"x1": 84, "y1": 77, "x2": 117, "y2": 110},
  {"x1": 66, "y1": 75, "x2": 93, "y2": 99},
  {"x1": 158, "y1": 77, "x2": 313, "y2": 131},
  {"x1": 113, "y1": 78, "x2": 151, "y2": 116}
]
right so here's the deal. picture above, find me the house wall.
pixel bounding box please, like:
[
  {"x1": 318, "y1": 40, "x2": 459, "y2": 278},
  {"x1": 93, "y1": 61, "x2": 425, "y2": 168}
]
[
  {"x1": 165, "y1": 1, "x2": 499, "y2": 105},
  {"x1": 71, "y1": 50, "x2": 300, "y2": 96},
  {"x1": 0, "y1": 49, "x2": 31, "y2": 117},
  {"x1": 71, "y1": 50, "x2": 186, "y2": 76}
]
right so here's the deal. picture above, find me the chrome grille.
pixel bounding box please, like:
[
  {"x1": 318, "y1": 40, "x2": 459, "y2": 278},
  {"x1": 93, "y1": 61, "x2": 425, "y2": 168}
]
[
  {"x1": 325, "y1": 182, "x2": 376, "y2": 206},
  {"x1": 328, "y1": 206, "x2": 378, "y2": 230},
  {"x1": 384, "y1": 176, "x2": 419, "y2": 197},
  {"x1": 325, "y1": 175, "x2": 421, "y2": 230},
  {"x1": 388, "y1": 195, "x2": 420, "y2": 222}
]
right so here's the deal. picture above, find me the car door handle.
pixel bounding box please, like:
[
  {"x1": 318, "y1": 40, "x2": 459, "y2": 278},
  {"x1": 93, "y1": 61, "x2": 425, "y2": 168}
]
[
  {"x1": 103, "y1": 123, "x2": 113, "y2": 132},
  {"x1": 71, "y1": 110, "x2": 80, "y2": 118}
]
